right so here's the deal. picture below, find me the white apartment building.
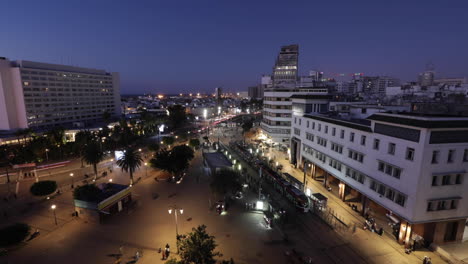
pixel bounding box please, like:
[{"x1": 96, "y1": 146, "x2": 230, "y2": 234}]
[
  {"x1": 291, "y1": 109, "x2": 468, "y2": 245},
  {"x1": 0, "y1": 58, "x2": 121, "y2": 131}
]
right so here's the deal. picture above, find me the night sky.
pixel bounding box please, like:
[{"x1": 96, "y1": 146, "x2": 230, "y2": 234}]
[{"x1": 1, "y1": 0, "x2": 467, "y2": 94}]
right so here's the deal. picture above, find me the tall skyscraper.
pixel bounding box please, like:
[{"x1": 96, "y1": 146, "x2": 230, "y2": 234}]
[
  {"x1": 0, "y1": 58, "x2": 121, "y2": 131},
  {"x1": 272, "y1": 44, "x2": 299, "y2": 88},
  {"x1": 418, "y1": 63, "x2": 435, "y2": 87},
  {"x1": 215, "y1": 87, "x2": 222, "y2": 105}
]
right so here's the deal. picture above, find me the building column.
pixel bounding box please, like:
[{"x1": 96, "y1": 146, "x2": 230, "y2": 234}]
[
  {"x1": 338, "y1": 182, "x2": 346, "y2": 201},
  {"x1": 398, "y1": 221, "x2": 412, "y2": 247},
  {"x1": 361, "y1": 195, "x2": 369, "y2": 217},
  {"x1": 323, "y1": 172, "x2": 328, "y2": 187},
  {"x1": 312, "y1": 164, "x2": 317, "y2": 180}
]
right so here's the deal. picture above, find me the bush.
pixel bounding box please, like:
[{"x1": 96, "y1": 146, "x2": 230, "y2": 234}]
[
  {"x1": 73, "y1": 184, "x2": 102, "y2": 202},
  {"x1": 189, "y1": 138, "x2": 200, "y2": 148},
  {"x1": 30, "y1": 180, "x2": 57, "y2": 196},
  {"x1": 0, "y1": 223, "x2": 30, "y2": 247}
]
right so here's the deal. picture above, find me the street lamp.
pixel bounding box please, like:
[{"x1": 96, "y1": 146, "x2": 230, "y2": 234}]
[
  {"x1": 70, "y1": 173, "x2": 74, "y2": 188},
  {"x1": 144, "y1": 162, "x2": 148, "y2": 177},
  {"x1": 168, "y1": 206, "x2": 183, "y2": 253},
  {"x1": 51, "y1": 204, "x2": 57, "y2": 225},
  {"x1": 45, "y1": 148, "x2": 49, "y2": 162}
]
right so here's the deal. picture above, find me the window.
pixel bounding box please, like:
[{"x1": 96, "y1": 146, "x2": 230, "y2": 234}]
[
  {"x1": 378, "y1": 185, "x2": 386, "y2": 195},
  {"x1": 378, "y1": 161, "x2": 401, "y2": 179},
  {"x1": 340, "y1": 130, "x2": 344, "y2": 139},
  {"x1": 373, "y1": 139, "x2": 380, "y2": 150},
  {"x1": 431, "y1": 151, "x2": 439, "y2": 164},
  {"x1": 427, "y1": 202, "x2": 433, "y2": 211},
  {"x1": 360, "y1": 135, "x2": 366, "y2": 146},
  {"x1": 455, "y1": 174, "x2": 462, "y2": 184},
  {"x1": 294, "y1": 128, "x2": 301, "y2": 136},
  {"x1": 312, "y1": 122, "x2": 315, "y2": 130},
  {"x1": 317, "y1": 137, "x2": 327, "y2": 147},
  {"x1": 395, "y1": 194, "x2": 406, "y2": 207},
  {"x1": 370, "y1": 181, "x2": 377, "y2": 191},
  {"x1": 385, "y1": 165, "x2": 393, "y2": 175},
  {"x1": 447, "y1": 149, "x2": 455, "y2": 163},
  {"x1": 294, "y1": 117, "x2": 297, "y2": 124},
  {"x1": 442, "y1": 175, "x2": 451, "y2": 185},
  {"x1": 307, "y1": 121, "x2": 309, "y2": 128},
  {"x1": 378, "y1": 161, "x2": 385, "y2": 172},
  {"x1": 318, "y1": 124, "x2": 321, "y2": 131},
  {"x1": 348, "y1": 149, "x2": 364, "y2": 163},
  {"x1": 450, "y1": 200, "x2": 458, "y2": 209},
  {"x1": 350, "y1": 132, "x2": 354, "y2": 142},
  {"x1": 325, "y1": 126, "x2": 328, "y2": 134},
  {"x1": 437, "y1": 201, "x2": 446, "y2": 210},
  {"x1": 432, "y1": 176, "x2": 438, "y2": 186},
  {"x1": 332, "y1": 127, "x2": 336, "y2": 136},
  {"x1": 331, "y1": 143, "x2": 343, "y2": 154},
  {"x1": 386, "y1": 189, "x2": 395, "y2": 201},
  {"x1": 306, "y1": 132, "x2": 314, "y2": 142},
  {"x1": 405, "y1": 148, "x2": 415, "y2": 161},
  {"x1": 463, "y1": 149, "x2": 468, "y2": 162},
  {"x1": 388, "y1": 143, "x2": 396, "y2": 155}
]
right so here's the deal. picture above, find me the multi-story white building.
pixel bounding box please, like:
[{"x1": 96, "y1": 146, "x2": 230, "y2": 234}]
[
  {"x1": 291, "y1": 107, "x2": 468, "y2": 245},
  {"x1": 261, "y1": 45, "x2": 299, "y2": 146},
  {"x1": 0, "y1": 58, "x2": 121, "y2": 131}
]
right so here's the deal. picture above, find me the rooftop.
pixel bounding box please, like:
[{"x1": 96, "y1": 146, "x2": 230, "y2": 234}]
[
  {"x1": 203, "y1": 152, "x2": 233, "y2": 168},
  {"x1": 368, "y1": 113, "x2": 468, "y2": 129}
]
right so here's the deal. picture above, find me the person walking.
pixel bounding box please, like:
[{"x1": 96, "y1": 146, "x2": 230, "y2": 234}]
[{"x1": 165, "y1": 244, "x2": 170, "y2": 259}]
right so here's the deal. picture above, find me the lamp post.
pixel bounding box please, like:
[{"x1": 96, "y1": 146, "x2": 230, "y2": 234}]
[
  {"x1": 51, "y1": 204, "x2": 57, "y2": 225},
  {"x1": 168, "y1": 206, "x2": 183, "y2": 253},
  {"x1": 45, "y1": 148, "x2": 49, "y2": 162},
  {"x1": 70, "y1": 173, "x2": 74, "y2": 188},
  {"x1": 144, "y1": 163, "x2": 148, "y2": 177}
]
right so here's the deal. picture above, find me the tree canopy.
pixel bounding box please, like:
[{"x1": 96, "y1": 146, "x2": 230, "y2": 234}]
[
  {"x1": 116, "y1": 147, "x2": 143, "y2": 185},
  {"x1": 210, "y1": 169, "x2": 242, "y2": 197},
  {"x1": 30, "y1": 180, "x2": 57, "y2": 196},
  {"x1": 178, "y1": 225, "x2": 221, "y2": 264},
  {"x1": 81, "y1": 141, "x2": 104, "y2": 179},
  {"x1": 150, "y1": 145, "x2": 194, "y2": 176},
  {"x1": 189, "y1": 138, "x2": 200, "y2": 148},
  {"x1": 167, "y1": 105, "x2": 187, "y2": 129},
  {"x1": 0, "y1": 223, "x2": 30, "y2": 247},
  {"x1": 163, "y1": 136, "x2": 175, "y2": 146},
  {"x1": 241, "y1": 120, "x2": 253, "y2": 133},
  {"x1": 73, "y1": 184, "x2": 102, "y2": 202}
]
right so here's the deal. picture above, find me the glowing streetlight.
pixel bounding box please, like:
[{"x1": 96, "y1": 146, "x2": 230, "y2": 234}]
[
  {"x1": 70, "y1": 173, "x2": 74, "y2": 188},
  {"x1": 168, "y1": 206, "x2": 184, "y2": 253},
  {"x1": 51, "y1": 204, "x2": 57, "y2": 225},
  {"x1": 144, "y1": 162, "x2": 148, "y2": 177}
]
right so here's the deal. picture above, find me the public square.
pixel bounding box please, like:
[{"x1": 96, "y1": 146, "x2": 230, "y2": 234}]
[{"x1": 0, "y1": 125, "x2": 449, "y2": 264}]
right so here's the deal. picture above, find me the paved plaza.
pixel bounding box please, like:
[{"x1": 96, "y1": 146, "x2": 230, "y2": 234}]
[{"x1": 0, "y1": 125, "x2": 455, "y2": 264}]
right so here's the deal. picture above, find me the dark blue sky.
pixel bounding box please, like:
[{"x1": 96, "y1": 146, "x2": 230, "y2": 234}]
[{"x1": 1, "y1": 0, "x2": 467, "y2": 94}]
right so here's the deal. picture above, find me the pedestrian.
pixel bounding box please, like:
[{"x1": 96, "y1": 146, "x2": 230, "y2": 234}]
[
  {"x1": 119, "y1": 245, "x2": 123, "y2": 256},
  {"x1": 352, "y1": 223, "x2": 357, "y2": 233},
  {"x1": 165, "y1": 243, "x2": 170, "y2": 258},
  {"x1": 134, "y1": 250, "x2": 140, "y2": 261},
  {"x1": 162, "y1": 250, "x2": 166, "y2": 260}
]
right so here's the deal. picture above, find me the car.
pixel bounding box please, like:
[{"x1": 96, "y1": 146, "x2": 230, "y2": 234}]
[{"x1": 233, "y1": 191, "x2": 243, "y2": 199}]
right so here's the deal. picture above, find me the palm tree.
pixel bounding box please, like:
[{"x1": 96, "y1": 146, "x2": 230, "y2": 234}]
[
  {"x1": 81, "y1": 141, "x2": 104, "y2": 181},
  {"x1": 116, "y1": 147, "x2": 143, "y2": 185}
]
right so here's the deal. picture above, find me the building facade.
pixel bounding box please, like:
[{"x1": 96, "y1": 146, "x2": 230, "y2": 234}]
[
  {"x1": 290, "y1": 110, "x2": 468, "y2": 245},
  {"x1": 0, "y1": 58, "x2": 121, "y2": 131}
]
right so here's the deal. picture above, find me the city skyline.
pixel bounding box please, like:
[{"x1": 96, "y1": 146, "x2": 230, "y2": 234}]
[{"x1": 1, "y1": 0, "x2": 468, "y2": 94}]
